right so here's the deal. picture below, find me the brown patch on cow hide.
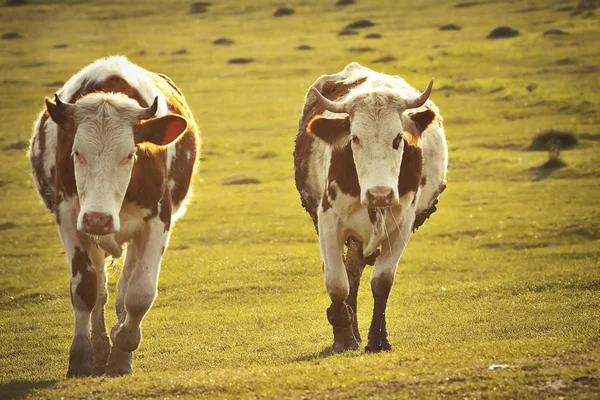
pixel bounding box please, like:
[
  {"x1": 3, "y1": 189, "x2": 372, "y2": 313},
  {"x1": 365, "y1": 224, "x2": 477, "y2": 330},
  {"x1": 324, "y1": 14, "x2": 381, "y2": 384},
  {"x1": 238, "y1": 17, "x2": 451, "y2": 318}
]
[
  {"x1": 294, "y1": 77, "x2": 367, "y2": 230},
  {"x1": 152, "y1": 72, "x2": 201, "y2": 209},
  {"x1": 30, "y1": 112, "x2": 56, "y2": 212},
  {"x1": 398, "y1": 139, "x2": 423, "y2": 199},
  {"x1": 321, "y1": 191, "x2": 332, "y2": 213},
  {"x1": 329, "y1": 142, "x2": 360, "y2": 197},
  {"x1": 91, "y1": 76, "x2": 149, "y2": 107},
  {"x1": 126, "y1": 146, "x2": 167, "y2": 217},
  {"x1": 168, "y1": 130, "x2": 197, "y2": 209},
  {"x1": 413, "y1": 182, "x2": 446, "y2": 232},
  {"x1": 328, "y1": 183, "x2": 338, "y2": 200},
  {"x1": 159, "y1": 184, "x2": 172, "y2": 232},
  {"x1": 71, "y1": 246, "x2": 97, "y2": 311}
]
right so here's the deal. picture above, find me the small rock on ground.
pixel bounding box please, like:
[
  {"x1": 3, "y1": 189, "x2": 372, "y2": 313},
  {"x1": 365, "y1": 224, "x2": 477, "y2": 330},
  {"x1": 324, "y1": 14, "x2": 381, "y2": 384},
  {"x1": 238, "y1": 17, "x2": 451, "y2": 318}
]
[{"x1": 440, "y1": 24, "x2": 461, "y2": 31}]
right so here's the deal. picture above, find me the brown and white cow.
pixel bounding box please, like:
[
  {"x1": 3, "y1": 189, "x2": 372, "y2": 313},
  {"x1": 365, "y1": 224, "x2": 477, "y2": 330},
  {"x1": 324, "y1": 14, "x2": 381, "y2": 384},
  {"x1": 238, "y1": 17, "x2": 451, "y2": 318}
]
[
  {"x1": 29, "y1": 56, "x2": 200, "y2": 376},
  {"x1": 294, "y1": 62, "x2": 447, "y2": 353}
]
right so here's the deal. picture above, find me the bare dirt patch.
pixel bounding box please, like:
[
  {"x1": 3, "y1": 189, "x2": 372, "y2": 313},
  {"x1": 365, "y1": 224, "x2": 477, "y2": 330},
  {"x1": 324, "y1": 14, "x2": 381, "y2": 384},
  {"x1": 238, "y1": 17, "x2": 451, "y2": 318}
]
[
  {"x1": 344, "y1": 19, "x2": 375, "y2": 29},
  {"x1": 222, "y1": 177, "x2": 261, "y2": 185},
  {"x1": 274, "y1": 7, "x2": 294, "y2": 17},
  {"x1": 440, "y1": 24, "x2": 461, "y2": 31},
  {"x1": 346, "y1": 47, "x2": 375, "y2": 53},
  {"x1": 189, "y1": 2, "x2": 211, "y2": 14},
  {"x1": 372, "y1": 56, "x2": 397, "y2": 63},
  {"x1": 2, "y1": 32, "x2": 22, "y2": 40},
  {"x1": 487, "y1": 26, "x2": 519, "y2": 39},
  {"x1": 228, "y1": 58, "x2": 255, "y2": 64},
  {"x1": 213, "y1": 37, "x2": 234, "y2": 45},
  {"x1": 543, "y1": 29, "x2": 568, "y2": 36}
]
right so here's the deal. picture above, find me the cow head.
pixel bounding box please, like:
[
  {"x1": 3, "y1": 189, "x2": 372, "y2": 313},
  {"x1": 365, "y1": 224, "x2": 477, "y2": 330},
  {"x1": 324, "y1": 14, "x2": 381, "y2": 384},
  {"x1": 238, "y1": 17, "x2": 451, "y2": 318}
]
[
  {"x1": 308, "y1": 80, "x2": 436, "y2": 208},
  {"x1": 45, "y1": 92, "x2": 187, "y2": 235}
]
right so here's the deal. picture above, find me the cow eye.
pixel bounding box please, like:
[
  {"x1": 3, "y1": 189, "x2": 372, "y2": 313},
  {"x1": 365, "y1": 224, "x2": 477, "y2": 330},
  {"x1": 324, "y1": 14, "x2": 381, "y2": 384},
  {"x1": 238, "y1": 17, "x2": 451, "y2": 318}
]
[
  {"x1": 127, "y1": 152, "x2": 134, "y2": 160},
  {"x1": 72, "y1": 150, "x2": 79, "y2": 158},
  {"x1": 351, "y1": 134, "x2": 360, "y2": 145},
  {"x1": 392, "y1": 134, "x2": 401, "y2": 150}
]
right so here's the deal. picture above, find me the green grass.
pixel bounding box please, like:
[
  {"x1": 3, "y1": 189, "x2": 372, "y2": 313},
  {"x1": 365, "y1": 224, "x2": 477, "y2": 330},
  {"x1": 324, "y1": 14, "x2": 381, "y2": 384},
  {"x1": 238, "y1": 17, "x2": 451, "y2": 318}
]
[{"x1": 1, "y1": 0, "x2": 599, "y2": 398}]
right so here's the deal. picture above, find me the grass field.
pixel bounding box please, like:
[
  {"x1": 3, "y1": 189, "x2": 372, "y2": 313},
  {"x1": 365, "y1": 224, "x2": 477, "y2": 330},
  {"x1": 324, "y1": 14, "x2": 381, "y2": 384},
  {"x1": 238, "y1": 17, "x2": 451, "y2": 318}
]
[{"x1": 1, "y1": 0, "x2": 599, "y2": 398}]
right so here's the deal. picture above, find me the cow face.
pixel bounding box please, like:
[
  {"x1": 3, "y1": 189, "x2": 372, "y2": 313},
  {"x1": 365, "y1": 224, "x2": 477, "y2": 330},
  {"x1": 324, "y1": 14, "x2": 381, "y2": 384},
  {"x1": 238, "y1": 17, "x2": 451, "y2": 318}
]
[
  {"x1": 308, "y1": 80, "x2": 435, "y2": 208},
  {"x1": 45, "y1": 93, "x2": 187, "y2": 235}
]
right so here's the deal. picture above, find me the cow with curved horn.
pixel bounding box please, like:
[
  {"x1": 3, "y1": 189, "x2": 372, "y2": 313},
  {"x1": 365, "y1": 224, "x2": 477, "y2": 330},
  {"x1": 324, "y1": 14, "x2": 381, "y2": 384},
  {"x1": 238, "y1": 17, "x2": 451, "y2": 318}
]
[
  {"x1": 294, "y1": 62, "x2": 447, "y2": 353},
  {"x1": 29, "y1": 56, "x2": 200, "y2": 376}
]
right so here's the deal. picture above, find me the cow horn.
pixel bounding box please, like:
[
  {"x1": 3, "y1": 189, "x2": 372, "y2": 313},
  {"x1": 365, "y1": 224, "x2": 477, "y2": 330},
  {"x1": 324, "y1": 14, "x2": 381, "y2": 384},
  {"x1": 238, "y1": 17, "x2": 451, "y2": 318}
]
[
  {"x1": 54, "y1": 94, "x2": 75, "y2": 114},
  {"x1": 140, "y1": 96, "x2": 159, "y2": 120},
  {"x1": 404, "y1": 78, "x2": 434, "y2": 110},
  {"x1": 311, "y1": 87, "x2": 347, "y2": 114}
]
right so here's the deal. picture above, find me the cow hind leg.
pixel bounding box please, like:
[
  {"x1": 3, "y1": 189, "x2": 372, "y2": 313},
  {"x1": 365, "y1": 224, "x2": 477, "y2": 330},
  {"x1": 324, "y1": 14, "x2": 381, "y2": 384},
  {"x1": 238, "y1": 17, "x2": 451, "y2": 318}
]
[
  {"x1": 365, "y1": 275, "x2": 393, "y2": 353},
  {"x1": 344, "y1": 238, "x2": 368, "y2": 343}
]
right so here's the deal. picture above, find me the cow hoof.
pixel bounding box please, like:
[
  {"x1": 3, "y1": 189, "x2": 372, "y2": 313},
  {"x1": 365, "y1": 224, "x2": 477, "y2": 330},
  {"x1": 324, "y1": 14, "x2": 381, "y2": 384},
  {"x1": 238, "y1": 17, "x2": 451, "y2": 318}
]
[
  {"x1": 66, "y1": 363, "x2": 93, "y2": 378},
  {"x1": 333, "y1": 325, "x2": 360, "y2": 353},
  {"x1": 365, "y1": 340, "x2": 393, "y2": 353},
  {"x1": 92, "y1": 333, "x2": 111, "y2": 375},
  {"x1": 67, "y1": 334, "x2": 93, "y2": 378},
  {"x1": 106, "y1": 347, "x2": 133, "y2": 377},
  {"x1": 111, "y1": 323, "x2": 141, "y2": 353}
]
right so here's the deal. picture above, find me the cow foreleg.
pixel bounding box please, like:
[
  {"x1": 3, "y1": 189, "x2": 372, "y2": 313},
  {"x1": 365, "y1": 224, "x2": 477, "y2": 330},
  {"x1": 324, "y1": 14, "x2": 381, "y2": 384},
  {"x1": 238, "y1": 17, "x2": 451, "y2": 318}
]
[
  {"x1": 365, "y1": 211, "x2": 413, "y2": 353},
  {"x1": 108, "y1": 216, "x2": 169, "y2": 375},
  {"x1": 57, "y1": 198, "x2": 98, "y2": 378},
  {"x1": 318, "y1": 212, "x2": 358, "y2": 353},
  {"x1": 89, "y1": 248, "x2": 111, "y2": 375},
  {"x1": 106, "y1": 243, "x2": 136, "y2": 376}
]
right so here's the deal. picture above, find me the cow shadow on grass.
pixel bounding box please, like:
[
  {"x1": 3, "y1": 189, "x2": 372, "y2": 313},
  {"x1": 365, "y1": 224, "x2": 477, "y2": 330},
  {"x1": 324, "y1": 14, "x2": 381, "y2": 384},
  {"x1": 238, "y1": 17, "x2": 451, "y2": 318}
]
[
  {"x1": 1, "y1": 380, "x2": 58, "y2": 399},
  {"x1": 291, "y1": 346, "x2": 338, "y2": 363}
]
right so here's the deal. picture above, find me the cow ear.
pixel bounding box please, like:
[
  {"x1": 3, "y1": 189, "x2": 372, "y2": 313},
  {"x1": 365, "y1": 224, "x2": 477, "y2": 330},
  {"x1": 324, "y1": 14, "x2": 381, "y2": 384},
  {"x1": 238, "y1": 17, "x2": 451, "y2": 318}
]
[
  {"x1": 402, "y1": 108, "x2": 436, "y2": 144},
  {"x1": 307, "y1": 115, "x2": 350, "y2": 146},
  {"x1": 134, "y1": 114, "x2": 188, "y2": 146}
]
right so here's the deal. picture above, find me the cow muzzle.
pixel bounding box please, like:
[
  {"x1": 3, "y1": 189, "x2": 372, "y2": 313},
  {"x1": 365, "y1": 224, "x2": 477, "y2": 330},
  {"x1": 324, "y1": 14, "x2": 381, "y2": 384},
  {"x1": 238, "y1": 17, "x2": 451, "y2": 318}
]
[
  {"x1": 82, "y1": 212, "x2": 115, "y2": 235},
  {"x1": 364, "y1": 186, "x2": 396, "y2": 207}
]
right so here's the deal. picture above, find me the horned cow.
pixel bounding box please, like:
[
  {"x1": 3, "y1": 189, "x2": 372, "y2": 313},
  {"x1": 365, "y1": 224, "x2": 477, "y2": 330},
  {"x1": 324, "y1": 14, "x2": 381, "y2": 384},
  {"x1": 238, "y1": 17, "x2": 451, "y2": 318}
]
[
  {"x1": 29, "y1": 56, "x2": 200, "y2": 376},
  {"x1": 294, "y1": 62, "x2": 447, "y2": 353}
]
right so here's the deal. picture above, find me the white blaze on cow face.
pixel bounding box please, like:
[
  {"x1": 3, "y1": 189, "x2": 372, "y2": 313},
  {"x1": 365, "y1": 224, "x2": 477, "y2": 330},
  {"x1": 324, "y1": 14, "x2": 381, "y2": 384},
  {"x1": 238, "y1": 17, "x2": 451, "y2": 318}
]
[
  {"x1": 71, "y1": 93, "x2": 146, "y2": 235},
  {"x1": 309, "y1": 80, "x2": 434, "y2": 208},
  {"x1": 347, "y1": 99, "x2": 404, "y2": 207}
]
